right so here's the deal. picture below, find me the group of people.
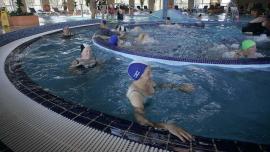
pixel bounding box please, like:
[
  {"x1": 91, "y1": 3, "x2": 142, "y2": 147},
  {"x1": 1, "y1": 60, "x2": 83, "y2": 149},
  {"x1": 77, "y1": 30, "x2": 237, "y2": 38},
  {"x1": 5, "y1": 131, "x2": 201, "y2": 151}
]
[
  {"x1": 96, "y1": 19, "x2": 156, "y2": 47},
  {"x1": 63, "y1": 17, "x2": 268, "y2": 142}
]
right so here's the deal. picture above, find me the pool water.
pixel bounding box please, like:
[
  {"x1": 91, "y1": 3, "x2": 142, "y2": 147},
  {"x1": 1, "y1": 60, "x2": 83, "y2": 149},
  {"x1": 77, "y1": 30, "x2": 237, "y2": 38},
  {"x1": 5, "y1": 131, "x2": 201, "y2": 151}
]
[
  {"x1": 122, "y1": 24, "x2": 270, "y2": 59},
  {"x1": 21, "y1": 25, "x2": 270, "y2": 144}
]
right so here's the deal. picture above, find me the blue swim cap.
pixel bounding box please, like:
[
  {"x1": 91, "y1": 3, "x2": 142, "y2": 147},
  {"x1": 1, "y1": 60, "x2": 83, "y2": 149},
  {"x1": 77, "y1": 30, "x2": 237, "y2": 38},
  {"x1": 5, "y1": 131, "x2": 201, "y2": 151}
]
[
  {"x1": 108, "y1": 35, "x2": 118, "y2": 46},
  {"x1": 128, "y1": 61, "x2": 148, "y2": 80}
]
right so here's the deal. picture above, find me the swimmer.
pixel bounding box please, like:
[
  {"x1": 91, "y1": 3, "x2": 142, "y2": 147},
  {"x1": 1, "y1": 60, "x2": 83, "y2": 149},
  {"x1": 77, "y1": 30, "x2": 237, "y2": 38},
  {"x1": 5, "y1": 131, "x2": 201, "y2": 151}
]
[
  {"x1": 114, "y1": 24, "x2": 128, "y2": 39},
  {"x1": 165, "y1": 17, "x2": 172, "y2": 25},
  {"x1": 197, "y1": 14, "x2": 202, "y2": 20},
  {"x1": 134, "y1": 33, "x2": 155, "y2": 45},
  {"x1": 222, "y1": 40, "x2": 264, "y2": 59},
  {"x1": 70, "y1": 44, "x2": 97, "y2": 69},
  {"x1": 100, "y1": 19, "x2": 108, "y2": 29},
  {"x1": 108, "y1": 34, "x2": 131, "y2": 47},
  {"x1": 159, "y1": 17, "x2": 182, "y2": 29},
  {"x1": 126, "y1": 61, "x2": 193, "y2": 142},
  {"x1": 130, "y1": 26, "x2": 143, "y2": 34},
  {"x1": 242, "y1": 15, "x2": 269, "y2": 36},
  {"x1": 262, "y1": 15, "x2": 270, "y2": 36},
  {"x1": 62, "y1": 26, "x2": 73, "y2": 38}
]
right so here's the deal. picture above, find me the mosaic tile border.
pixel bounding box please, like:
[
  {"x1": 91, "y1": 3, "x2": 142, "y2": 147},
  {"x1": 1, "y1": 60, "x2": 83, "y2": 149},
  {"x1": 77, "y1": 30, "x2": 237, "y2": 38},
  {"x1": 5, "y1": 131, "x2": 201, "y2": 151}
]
[{"x1": 2, "y1": 21, "x2": 270, "y2": 152}]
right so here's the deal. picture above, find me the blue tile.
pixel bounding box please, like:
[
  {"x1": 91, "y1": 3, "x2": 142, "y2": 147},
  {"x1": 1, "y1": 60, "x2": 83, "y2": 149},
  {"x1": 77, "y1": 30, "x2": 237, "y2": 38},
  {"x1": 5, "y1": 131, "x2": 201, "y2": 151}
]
[
  {"x1": 192, "y1": 136, "x2": 215, "y2": 151},
  {"x1": 50, "y1": 98, "x2": 65, "y2": 105},
  {"x1": 62, "y1": 111, "x2": 77, "y2": 120},
  {"x1": 41, "y1": 101, "x2": 55, "y2": 108},
  {"x1": 146, "y1": 128, "x2": 169, "y2": 141},
  {"x1": 128, "y1": 123, "x2": 150, "y2": 136},
  {"x1": 41, "y1": 94, "x2": 56, "y2": 101},
  {"x1": 95, "y1": 114, "x2": 115, "y2": 125},
  {"x1": 123, "y1": 132, "x2": 145, "y2": 143},
  {"x1": 81, "y1": 110, "x2": 101, "y2": 120},
  {"x1": 88, "y1": 121, "x2": 107, "y2": 131},
  {"x1": 104, "y1": 127, "x2": 125, "y2": 137},
  {"x1": 143, "y1": 137, "x2": 168, "y2": 150},
  {"x1": 214, "y1": 139, "x2": 239, "y2": 152},
  {"x1": 110, "y1": 119, "x2": 132, "y2": 130},
  {"x1": 33, "y1": 96, "x2": 47, "y2": 103},
  {"x1": 58, "y1": 102, "x2": 74, "y2": 110},
  {"x1": 74, "y1": 116, "x2": 91, "y2": 125},
  {"x1": 69, "y1": 106, "x2": 88, "y2": 114},
  {"x1": 50, "y1": 106, "x2": 65, "y2": 113}
]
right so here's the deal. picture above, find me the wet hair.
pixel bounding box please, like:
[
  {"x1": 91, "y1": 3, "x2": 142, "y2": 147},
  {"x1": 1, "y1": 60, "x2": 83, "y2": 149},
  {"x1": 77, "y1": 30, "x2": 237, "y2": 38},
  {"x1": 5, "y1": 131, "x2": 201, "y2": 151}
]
[
  {"x1": 166, "y1": 17, "x2": 171, "y2": 20},
  {"x1": 115, "y1": 25, "x2": 127, "y2": 32}
]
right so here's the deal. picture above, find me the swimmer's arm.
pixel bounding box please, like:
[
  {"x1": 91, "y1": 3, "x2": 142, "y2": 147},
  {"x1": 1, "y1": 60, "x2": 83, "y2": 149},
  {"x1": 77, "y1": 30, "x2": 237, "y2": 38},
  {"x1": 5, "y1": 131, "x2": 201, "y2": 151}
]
[
  {"x1": 94, "y1": 35, "x2": 110, "y2": 40},
  {"x1": 133, "y1": 107, "x2": 192, "y2": 142},
  {"x1": 243, "y1": 32, "x2": 253, "y2": 35},
  {"x1": 155, "y1": 83, "x2": 195, "y2": 93}
]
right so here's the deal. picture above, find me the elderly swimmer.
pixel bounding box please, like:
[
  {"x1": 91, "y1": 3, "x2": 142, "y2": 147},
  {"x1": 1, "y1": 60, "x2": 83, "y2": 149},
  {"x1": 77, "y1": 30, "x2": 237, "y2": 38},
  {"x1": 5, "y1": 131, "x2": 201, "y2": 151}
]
[
  {"x1": 126, "y1": 61, "x2": 194, "y2": 142},
  {"x1": 222, "y1": 40, "x2": 264, "y2": 59},
  {"x1": 62, "y1": 26, "x2": 73, "y2": 38},
  {"x1": 70, "y1": 44, "x2": 97, "y2": 69}
]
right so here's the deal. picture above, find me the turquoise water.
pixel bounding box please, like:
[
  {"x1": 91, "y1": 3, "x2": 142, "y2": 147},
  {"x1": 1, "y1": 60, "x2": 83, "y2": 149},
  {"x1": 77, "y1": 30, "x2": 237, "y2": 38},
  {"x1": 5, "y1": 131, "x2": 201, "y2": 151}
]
[{"x1": 21, "y1": 25, "x2": 270, "y2": 144}]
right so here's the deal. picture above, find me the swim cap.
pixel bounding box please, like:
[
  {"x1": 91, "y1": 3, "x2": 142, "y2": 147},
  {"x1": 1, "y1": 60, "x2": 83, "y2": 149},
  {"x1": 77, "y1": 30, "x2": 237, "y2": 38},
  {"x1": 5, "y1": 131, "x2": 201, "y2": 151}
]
[
  {"x1": 102, "y1": 20, "x2": 107, "y2": 24},
  {"x1": 128, "y1": 61, "x2": 148, "y2": 80},
  {"x1": 108, "y1": 35, "x2": 118, "y2": 46},
  {"x1": 241, "y1": 40, "x2": 256, "y2": 51},
  {"x1": 116, "y1": 25, "x2": 127, "y2": 32}
]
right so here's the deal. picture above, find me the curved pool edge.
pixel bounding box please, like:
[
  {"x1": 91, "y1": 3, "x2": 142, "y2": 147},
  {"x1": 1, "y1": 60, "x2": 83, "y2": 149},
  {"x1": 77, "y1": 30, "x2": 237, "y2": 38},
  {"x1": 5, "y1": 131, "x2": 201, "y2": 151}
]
[{"x1": 0, "y1": 21, "x2": 269, "y2": 152}]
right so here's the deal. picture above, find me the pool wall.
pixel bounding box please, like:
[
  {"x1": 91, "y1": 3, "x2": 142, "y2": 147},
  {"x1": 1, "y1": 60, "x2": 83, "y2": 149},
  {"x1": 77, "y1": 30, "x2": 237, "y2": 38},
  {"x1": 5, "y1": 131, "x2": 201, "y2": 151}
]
[{"x1": 0, "y1": 20, "x2": 269, "y2": 152}]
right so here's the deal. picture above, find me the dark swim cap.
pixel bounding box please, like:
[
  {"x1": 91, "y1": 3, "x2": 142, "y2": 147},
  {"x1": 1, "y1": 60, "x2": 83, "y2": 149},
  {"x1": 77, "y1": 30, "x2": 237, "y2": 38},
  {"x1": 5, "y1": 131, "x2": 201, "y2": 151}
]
[
  {"x1": 128, "y1": 61, "x2": 148, "y2": 80},
  {"x1": 108, "y1": 35, "x2": 118, "y2": 46}
]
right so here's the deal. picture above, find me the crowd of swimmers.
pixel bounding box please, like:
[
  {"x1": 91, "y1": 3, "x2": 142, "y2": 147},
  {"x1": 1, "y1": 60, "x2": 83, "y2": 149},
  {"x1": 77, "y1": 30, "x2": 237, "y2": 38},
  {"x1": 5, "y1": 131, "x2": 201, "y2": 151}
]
[{"x1": 59, "y1": 16, "x2": 270, "y2": 142}]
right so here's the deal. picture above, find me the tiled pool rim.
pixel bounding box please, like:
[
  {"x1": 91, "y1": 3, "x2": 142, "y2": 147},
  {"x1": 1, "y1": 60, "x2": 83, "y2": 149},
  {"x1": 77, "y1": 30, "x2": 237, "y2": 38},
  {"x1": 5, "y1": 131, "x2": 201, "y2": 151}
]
[{"x1": 1, "y1": 20, "x2": 270, "y2": 152}]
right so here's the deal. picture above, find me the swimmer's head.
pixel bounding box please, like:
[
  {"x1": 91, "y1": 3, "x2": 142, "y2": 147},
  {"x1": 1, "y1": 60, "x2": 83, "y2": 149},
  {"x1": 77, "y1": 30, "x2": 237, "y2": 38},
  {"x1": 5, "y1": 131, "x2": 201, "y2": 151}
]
[
  {"x1": 108, "y1": 35, "x2": 118, "y2": 46},
  {"x1": 241, "y1": 40, "x2": 256, "y2": 51},
  {"x1": 80, "y1": 43, "x2": 91, "y2": 52},
  {"x1": 166, "y1": 17, "x2": 171, "y2": 20},
  {"x1": 116, "y1": 25, "x2": 127, "y2": 32},
  {"x1": 102, "y1": 19, "x2": 107, "y2": 25},
  {"x1": 128, "y1": 61, "x2": 148, "y2": 80}
]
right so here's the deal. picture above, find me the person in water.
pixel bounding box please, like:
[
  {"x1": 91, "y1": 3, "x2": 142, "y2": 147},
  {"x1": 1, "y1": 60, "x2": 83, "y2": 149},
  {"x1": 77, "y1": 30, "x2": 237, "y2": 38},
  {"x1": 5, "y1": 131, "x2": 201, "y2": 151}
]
[
  {"x1": 242, "y1": 15, "x2": 269, "y2": 36},
  {"x1": 222, "y1": 40, "x2": 264, "y2": 59},
  {"x1": 70, "y1": 44, "x2": 97, "y2": 69},
  {"x1": 126, "y1": 61, "x2": 194, "y2": 142},
  {"x1": 63, "y1": 26, "x2": 73, "y2": 37},
  {"x1": 134, "y1": 33, "x2": 155, "y2": 45},
  {"x1": 100, "y1": 19, "x2": 108, "y2": 29},
  {"x1": 262, "y1": 15, "x2": 270, "y2": 36}
]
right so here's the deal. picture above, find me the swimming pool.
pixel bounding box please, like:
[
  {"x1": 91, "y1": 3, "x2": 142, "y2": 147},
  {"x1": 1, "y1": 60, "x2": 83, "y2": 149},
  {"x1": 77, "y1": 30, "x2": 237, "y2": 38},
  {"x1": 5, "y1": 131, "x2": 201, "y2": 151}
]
[{"x1": 20, "y1": 24, "x2": 270, "y2": 145}]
